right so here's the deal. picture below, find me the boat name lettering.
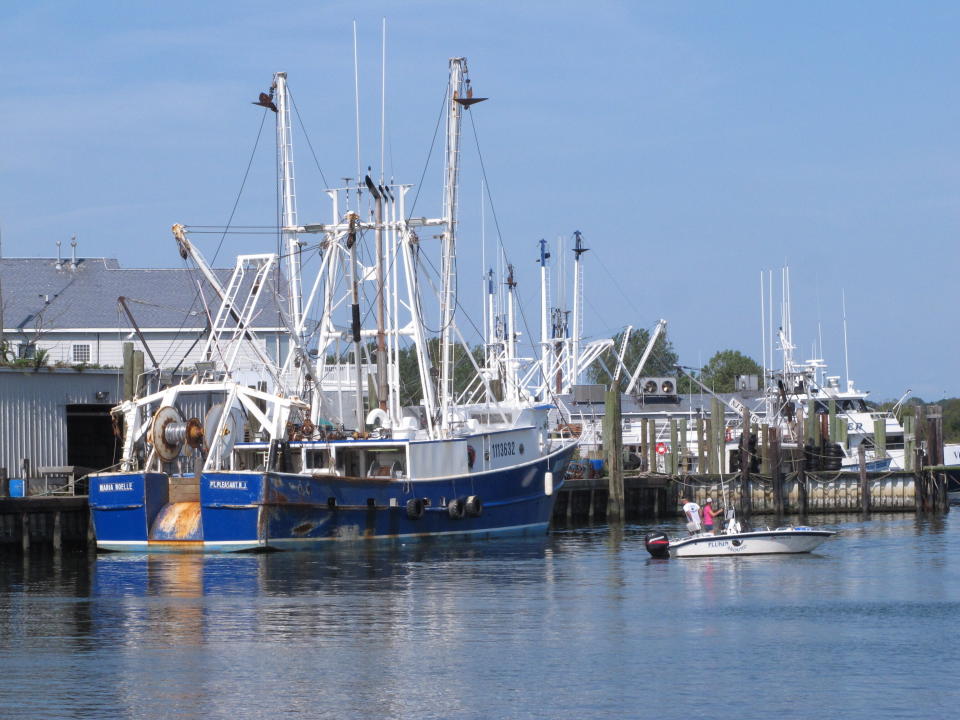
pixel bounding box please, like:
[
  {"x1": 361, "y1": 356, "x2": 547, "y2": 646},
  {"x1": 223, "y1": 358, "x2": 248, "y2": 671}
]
[
  {"x1": 210, "y1": 480, "x2": 248, "y2": 490},
  {"x1": 491, "y1": 441, "x2": 516, "y2": 459},
  {"x1": 100, "y1": 482, "x2": 134, "y2": 492},
  {"x1": 707, "y1": 540, "x2": 747, "y2": 551}
]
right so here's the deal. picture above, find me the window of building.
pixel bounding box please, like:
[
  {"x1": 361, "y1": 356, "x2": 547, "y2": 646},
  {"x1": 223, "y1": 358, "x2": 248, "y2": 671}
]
[
  {"x1": 73, "y1": 344, "x2": 91, "y2": 363},
  {"x1": 19, "y1": 343, "x2": 36, "y2": 359}
]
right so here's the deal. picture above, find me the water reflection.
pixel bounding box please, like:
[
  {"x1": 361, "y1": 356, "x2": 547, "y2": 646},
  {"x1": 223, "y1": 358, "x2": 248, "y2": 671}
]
[{"x1": 1, "y1": 516, "x2": 958, "y2": 720}]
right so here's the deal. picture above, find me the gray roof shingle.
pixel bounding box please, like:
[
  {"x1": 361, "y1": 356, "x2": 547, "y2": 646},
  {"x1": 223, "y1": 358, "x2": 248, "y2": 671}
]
[{"x1": 0, "y1": 258, "x2": 287, "y2": 331}]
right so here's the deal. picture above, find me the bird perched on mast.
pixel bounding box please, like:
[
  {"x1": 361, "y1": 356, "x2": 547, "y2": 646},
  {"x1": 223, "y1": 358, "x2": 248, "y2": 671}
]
[{"x1": 252, "y1": 90, "x2": 277, "y2": 113}]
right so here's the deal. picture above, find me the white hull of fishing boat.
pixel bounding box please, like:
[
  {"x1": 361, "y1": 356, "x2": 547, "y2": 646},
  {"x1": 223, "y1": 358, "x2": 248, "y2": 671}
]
[{"x1": 668, "y1": 527, "x2": 835, "y2": 557}]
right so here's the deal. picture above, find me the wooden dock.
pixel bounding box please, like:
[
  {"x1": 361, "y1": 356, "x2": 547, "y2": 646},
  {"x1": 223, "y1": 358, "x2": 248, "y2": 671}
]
[
  {"x1": 0, "y1": 470, "x2": 948, "y2": 553},
  {"x1": 553, "y1": 468, "x2": 950, "y2": 522},
  {"x1": 0, "y1": 496, "x2": 92, "y2": 551}
]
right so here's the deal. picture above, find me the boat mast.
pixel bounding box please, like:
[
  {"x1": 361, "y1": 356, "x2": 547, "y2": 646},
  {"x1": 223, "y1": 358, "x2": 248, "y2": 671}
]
[
  {"x1": 274, "y1": 73, "x2": 304, "y2": 348},
  {"x1": 486, "y1": 268, "x2": 496, "y2": 376},
  {"x1": 439, "y1": 58, "x2": 466, "y2": 430},
  {"x1": 365, "y1": 175, "x2": 388, "y2": 411},
  {"x1": 439, "y1": 57, "x2": 484, "y2": 430},
  {"x1": 505, "y1": 264, "x2": 518, "y2": 402},
  {"x1": 538, "y1": 238, "x2": 551, "y2": 399},
  {"x1": 570, "y1": 230, "x2": 587, "y2": 388},
  {"x1": 346, "y1": 212, "x2": 365, "y2": 431}
]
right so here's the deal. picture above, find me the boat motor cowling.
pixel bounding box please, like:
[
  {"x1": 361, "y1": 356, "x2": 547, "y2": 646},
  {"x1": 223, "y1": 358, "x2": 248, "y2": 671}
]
[{"x1": 644, "y1": 531, "x2": 671, "y2": 558}]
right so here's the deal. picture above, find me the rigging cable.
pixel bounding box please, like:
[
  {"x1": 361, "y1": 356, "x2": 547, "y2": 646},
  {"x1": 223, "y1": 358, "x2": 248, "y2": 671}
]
[
  {"x1": 466, "y1": 110, "x2": 571, "y2": 423},
  {"x1": 166, "y1": 108, "x2": 270, "y2": 370}
]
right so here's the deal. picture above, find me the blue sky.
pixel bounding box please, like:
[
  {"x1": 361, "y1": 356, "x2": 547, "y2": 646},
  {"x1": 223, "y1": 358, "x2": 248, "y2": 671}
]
[{"x1": 1, "y1": 1, "x2": 957, "y2": 400}]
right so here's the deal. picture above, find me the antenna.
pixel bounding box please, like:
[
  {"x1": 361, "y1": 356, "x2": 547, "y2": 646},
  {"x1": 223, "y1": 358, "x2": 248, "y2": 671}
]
[
  {"x1": 481, "y1": 177, "x2": 487, "y2": 359},
  {"x1": 842, "y1": 289, "x2": 850, "y2": 391},
  {"x1": 380, "y1": 17, "x2": 386, "y2": 184},
  {"x1": 767, "y1": 268, "x2": 773, "y2": 378},
  {"x1": 353, "y1": 20, "x2": 362, "y2": 185},
  {"x1": 55, "y1": 238, "x2": 63, "y2": 270},
  {"x1": 70, "y1": 235, "x2": 78, "y2": 269},
  {"x1": 760, "y1": 270, "x2": 766, "y2": 393}
]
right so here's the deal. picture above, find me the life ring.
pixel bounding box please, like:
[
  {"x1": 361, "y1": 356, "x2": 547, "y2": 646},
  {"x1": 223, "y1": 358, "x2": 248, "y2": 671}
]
[{"x1": 467, "y1": 445, "x2": 476, "y2": 470}]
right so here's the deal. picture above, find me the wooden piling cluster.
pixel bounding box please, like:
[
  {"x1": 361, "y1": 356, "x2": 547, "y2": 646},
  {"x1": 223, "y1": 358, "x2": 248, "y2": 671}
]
[
  {"x1": 0, "y1": 496, "x2": 92, "y2": 552},
  {"x1": 561, "y1": 400, "x2": 953, "y2": 523},
  {"x1": 554, "y1": 468, "x2": 948, "y2": 522}
]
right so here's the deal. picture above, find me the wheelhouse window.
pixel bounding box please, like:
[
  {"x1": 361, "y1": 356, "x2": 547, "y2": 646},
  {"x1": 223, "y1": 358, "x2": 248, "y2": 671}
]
[
  {"x1": 19, "y1": 343, "x2": 36, "y2": 359},
  {"x1": 73, "y1": 344, "x2": 91, "y2": 363}
]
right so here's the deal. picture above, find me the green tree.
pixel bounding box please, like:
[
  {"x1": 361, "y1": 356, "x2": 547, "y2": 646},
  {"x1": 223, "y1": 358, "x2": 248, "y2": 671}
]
[
  {"x1": 893, "y1": 398, "x2": 960, "y2": 444},
  {"x1": 698, "y1": 349, "x2": 763, "y2": 393},
  {"x1": 588, "y1": 327, "x2": 679, "y2": 388},
  {"x1": 394, "y1": 339, "x2": 485, "y2": 408}
]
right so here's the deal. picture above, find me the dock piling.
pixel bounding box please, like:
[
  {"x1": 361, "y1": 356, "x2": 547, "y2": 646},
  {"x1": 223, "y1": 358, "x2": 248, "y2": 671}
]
[
  {"x1": 604, "y1": 386, "x2": 625, "y2": 522},
  {"x1": 858, "y1": 443, "x2": 871, "y2": 514}
]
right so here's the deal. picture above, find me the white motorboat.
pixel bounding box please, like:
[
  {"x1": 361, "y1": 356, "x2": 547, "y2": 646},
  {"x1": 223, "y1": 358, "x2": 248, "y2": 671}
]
[{"x1": 645, "y1": 522, "x2": 835, "y2": 558}]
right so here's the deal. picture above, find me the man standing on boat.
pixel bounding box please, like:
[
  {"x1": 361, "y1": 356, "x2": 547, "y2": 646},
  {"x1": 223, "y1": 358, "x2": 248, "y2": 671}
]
[{"x1": 681, "y1": 496, "x2": 701, "y2": 534}]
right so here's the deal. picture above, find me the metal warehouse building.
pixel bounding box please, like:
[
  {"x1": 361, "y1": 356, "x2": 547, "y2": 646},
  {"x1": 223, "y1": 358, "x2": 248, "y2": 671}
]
[{"x1": 0, "y1": 367, "x2": 122, "y2": 489}]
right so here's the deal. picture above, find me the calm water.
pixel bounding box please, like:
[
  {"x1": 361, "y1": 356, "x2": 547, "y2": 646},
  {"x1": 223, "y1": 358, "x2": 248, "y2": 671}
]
[{"x1": 1, "y1": 513, "x2": 958, "y2": 720}]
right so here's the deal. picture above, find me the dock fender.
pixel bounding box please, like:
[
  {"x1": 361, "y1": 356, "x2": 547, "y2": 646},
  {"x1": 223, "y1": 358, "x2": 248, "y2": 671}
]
[
  {"x1": 406, "y1": 497, "x2": 425, "y2": 520},
  {"x1": 465, "y1": 495, "x2": 483, "y2": 517},
  {"x1": 447, "y1": 498, "x2": 465, "y2": 519}
]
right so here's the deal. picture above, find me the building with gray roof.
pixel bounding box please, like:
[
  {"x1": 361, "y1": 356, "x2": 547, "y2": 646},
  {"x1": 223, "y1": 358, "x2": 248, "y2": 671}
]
[{"x1": 0, "y1": 256, "x2": 287, "y2": 371}]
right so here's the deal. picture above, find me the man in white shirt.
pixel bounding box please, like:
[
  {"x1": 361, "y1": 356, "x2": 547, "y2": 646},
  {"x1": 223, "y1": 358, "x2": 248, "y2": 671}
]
[{"x1": 681, "y1": 496, "x2": 701, "y2": 534}]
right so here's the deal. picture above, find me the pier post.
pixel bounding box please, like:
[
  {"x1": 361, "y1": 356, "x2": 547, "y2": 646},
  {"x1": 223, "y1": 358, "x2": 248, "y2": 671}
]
[
  {"x1": 669, "y1": 419, "x2": 678, "y2": 475},
  {"x1": 711, "y1": 398, "x2": 723, "y2": 474},
  {"x1": 858, "y1": 443, "x2": 871, "y2": 515},
  {"x1": 679, "y1": 419, "x2": 688, "y2": 472},
  {"x1": 740, "y1": 405, "x2": 752, "y2": 520},
  {"x1": 604, "y1": 386, "x2": 625, "y2": 522},
  {"x1": 122, "y1": 342, "x2": 135, "y2": 400},
  {"x1": 904, "y1": 414, "x2": 915, "y2": 472},
  {"x1": 697, "y1": 417, "x2": 706, "y2": 473},
  {"x1": 797, "y1": 447, "x2": 808, "y2": 516},
  {"x1": 646, "y1": 418, "x2": 656, "y2": 474},
  {"x1": 874, "y1": 417, "x2": 886, "y2": 463},
  {"x1": 820, "y1": 413, "x2": 830, "y2": 469},
  {"x1": 760, "y1": 424, "x2": 770, "y2": 475},
  {"x1": 926, "y1": 406, "x2": 946, "y2": 513},
  {"x1": 829, "y1": 398, "x2": 838, "y2": 442},
  {"x1": 771, "y1": 426, "x2": 783, "y2": 516},
  {"x1": 53, "y1": 511, "x2": 62, "y2": 552},
  {"x1": 914, "y1": 447, "x2": 927, "y2": 513},
  {"x1": 132, "y1": 350, "x2": 145, "y2": 398},
  {"x1": 639, "y1": 418, "x2": 648, "y2": 471},
  {"x1": 21, "y1": 513, "x2": 29, "y2": 552},
  {"x1": 87, "y1": 507, "x2": 97, "y2": 551}
]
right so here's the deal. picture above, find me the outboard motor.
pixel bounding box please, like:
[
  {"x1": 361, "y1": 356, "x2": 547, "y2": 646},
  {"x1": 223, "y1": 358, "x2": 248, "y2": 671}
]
[{"x1": 644, "y1": 531, "x2": 671, "y2": 559}]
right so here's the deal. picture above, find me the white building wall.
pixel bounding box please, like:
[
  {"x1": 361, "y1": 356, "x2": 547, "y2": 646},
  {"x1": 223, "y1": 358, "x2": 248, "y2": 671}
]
[{"x1": 19, "y1": 330, "x2": 282, "y2": 374}]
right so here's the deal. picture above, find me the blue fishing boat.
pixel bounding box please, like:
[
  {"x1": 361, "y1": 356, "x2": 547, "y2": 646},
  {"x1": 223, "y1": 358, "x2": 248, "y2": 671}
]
[{"x1": 89, "y1": 60, "x2": 576, "y2": 551}]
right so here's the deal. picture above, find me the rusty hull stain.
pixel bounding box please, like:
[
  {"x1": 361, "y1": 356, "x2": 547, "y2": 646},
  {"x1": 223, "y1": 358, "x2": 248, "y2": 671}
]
[
  {"x1": 152, "y1": 502, "x2": 202, "y2": 540},
  {"x1": 292, "y1": 521, "x2": 316, "y2": 536}
]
